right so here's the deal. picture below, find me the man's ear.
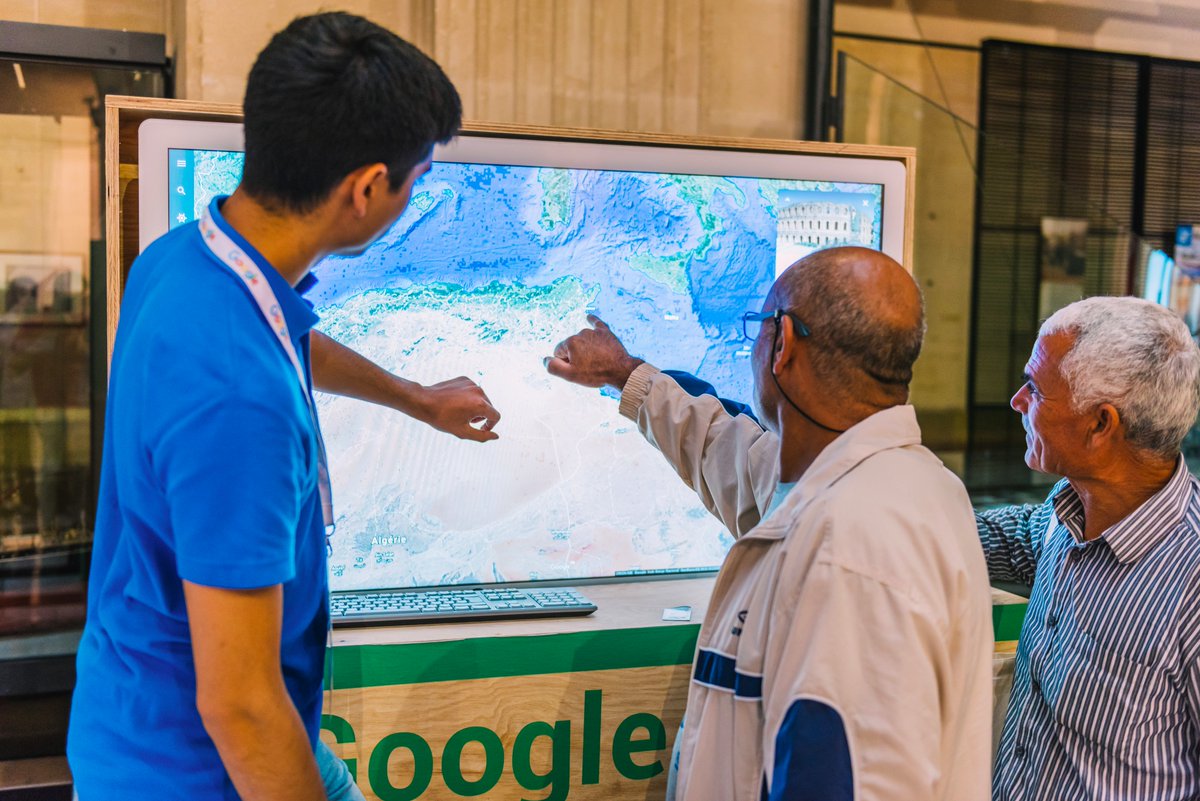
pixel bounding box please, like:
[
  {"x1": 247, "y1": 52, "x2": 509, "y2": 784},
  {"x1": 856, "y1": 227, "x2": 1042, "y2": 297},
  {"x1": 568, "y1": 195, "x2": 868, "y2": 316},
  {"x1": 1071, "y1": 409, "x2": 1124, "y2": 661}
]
[
  {"x1": 346, "y1": 163, "x2": 389, "y2": 218},
  {"x1": 773, "y1": 315, "x2": 800, "y2": 372},
  {"x1": 1092, "y1": 402, "x2": 1122, "y2": 445}
]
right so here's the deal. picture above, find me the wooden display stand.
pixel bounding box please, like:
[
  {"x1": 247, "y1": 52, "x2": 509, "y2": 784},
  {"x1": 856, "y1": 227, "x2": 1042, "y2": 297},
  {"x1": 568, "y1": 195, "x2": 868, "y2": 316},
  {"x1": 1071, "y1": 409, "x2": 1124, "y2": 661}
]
[
  {"x1": 105, "y1": 96, "x2": 1021, "y2": 801},
  {"x1": 104, "y1": 96, "x2": 917, "y2": 362},
  {"x1": 323, "y1": 579, "x2": 713, "y2": 801}
]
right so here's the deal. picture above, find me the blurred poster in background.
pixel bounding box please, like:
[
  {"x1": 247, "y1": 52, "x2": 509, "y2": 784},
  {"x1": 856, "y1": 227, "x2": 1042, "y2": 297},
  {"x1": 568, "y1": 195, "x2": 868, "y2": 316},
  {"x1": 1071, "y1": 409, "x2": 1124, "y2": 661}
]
[
  {"x1": 1176, "y1": 225, "x2": 1200, "y2": 276},
  {"x1": 1038, "y1": 217, "x2": 1087, "y2": 321}
]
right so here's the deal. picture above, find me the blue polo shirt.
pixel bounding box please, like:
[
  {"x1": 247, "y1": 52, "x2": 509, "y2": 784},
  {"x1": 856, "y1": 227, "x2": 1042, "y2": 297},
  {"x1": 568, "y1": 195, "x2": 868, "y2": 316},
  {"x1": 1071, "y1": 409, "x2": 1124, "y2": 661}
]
[{"x1": 68, "y1": 198, "x2": 330, "y2": 799}]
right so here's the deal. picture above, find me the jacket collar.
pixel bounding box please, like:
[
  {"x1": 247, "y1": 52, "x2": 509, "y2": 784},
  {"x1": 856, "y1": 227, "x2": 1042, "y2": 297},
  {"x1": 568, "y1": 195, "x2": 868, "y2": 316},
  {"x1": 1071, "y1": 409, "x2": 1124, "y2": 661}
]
[{"x1": 747, "y1": 405, "x2": 923, "y2": 540}]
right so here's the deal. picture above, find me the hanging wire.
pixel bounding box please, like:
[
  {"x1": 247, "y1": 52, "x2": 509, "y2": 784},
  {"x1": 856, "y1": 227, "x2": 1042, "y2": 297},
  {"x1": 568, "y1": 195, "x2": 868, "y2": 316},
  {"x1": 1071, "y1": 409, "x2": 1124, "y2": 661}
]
[{"x1": 899, "y1": 0, "x2": 979, "y2": 176}]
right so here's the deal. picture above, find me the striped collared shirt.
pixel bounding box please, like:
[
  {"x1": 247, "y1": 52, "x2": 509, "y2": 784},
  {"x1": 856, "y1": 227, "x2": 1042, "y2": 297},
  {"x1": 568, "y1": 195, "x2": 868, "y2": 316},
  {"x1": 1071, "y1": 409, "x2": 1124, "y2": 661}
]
[{"x1": 979, "y1": 457, "x2": 1200, "y2": 801}]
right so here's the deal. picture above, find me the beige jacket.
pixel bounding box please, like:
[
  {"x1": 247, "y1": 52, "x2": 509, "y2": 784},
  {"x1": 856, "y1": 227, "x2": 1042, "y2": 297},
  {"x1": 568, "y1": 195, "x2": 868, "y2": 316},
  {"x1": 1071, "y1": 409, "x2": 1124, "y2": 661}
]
[{"x1": 619, "y1": 364, "x2": 993, "y2": 801}]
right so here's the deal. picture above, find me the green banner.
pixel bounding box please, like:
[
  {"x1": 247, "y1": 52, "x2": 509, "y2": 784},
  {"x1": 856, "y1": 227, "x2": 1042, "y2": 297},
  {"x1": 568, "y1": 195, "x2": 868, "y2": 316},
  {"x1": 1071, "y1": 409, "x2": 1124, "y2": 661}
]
[
  {"x1": 327, "y1": 602, "x2": 1030, "y2": 691},
  {"x1": 326, "y1": 624, "x2": 702, "y2": 690},
  {"x1": 993, "y1": 603, "x2": 1028, "y2": 642}
]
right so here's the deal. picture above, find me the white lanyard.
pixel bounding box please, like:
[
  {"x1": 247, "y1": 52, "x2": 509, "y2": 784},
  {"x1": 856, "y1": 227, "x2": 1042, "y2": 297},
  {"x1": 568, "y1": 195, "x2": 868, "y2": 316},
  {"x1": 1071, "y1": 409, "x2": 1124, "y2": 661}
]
[{"x1": 198, "y1": 208, "x2": 335, "y2": 540}]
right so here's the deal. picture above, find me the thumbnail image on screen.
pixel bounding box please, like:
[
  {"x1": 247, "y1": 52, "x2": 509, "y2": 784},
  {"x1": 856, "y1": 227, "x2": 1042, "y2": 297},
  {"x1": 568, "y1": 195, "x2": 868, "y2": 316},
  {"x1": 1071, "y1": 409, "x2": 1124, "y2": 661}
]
[{"x1": 166, "y1": 148, "x2": 884, "y2": 591}]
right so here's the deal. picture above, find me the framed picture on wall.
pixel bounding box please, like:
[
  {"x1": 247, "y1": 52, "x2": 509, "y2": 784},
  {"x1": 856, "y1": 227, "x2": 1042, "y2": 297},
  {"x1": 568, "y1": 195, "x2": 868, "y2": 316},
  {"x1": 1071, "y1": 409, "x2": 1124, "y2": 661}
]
[
  {"x1": 0, "y1": 252, "x2": 86, "y2": 325},
  {"x1": 1040, "y1": 217, "x2": 1087, "y2": 280},
  {"x1": 1038, "y1": 218, "x2": 1087, "y2": 320}
]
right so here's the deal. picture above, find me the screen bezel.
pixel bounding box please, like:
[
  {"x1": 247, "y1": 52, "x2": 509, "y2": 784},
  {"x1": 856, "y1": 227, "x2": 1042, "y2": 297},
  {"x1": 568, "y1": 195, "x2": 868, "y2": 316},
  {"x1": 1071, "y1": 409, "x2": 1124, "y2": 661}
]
[
  {"x1": 138, "y1": 120, "x2": 907, "y2": 264},
  {"x1": 137, "y1": 119, "x2": 244, "y2": 252},
  {"x1": 135, "y1": 119, "x2": 910, "y2": 592}
]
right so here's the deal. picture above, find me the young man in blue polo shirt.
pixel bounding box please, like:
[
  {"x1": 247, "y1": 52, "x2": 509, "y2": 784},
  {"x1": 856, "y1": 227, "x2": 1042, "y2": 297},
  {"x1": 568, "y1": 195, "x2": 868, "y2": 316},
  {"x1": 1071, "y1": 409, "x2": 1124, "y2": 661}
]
[{"x1": 67, "y1": 14, "x2": 494, "y2": 800}]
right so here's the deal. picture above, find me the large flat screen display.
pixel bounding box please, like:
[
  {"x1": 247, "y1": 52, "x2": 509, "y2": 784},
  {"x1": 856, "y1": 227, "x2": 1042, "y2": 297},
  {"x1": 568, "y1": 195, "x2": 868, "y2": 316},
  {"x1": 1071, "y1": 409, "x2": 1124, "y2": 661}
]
[{"x1": 139, "y1": 121, "x2": 906, "y2": 592}]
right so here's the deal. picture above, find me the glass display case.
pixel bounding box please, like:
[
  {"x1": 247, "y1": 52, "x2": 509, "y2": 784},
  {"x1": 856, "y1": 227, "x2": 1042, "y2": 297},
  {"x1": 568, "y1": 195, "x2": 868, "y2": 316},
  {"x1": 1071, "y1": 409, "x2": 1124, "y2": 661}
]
[{"x1": 0, "y1": 40, "x2": 166, "y2": 761}]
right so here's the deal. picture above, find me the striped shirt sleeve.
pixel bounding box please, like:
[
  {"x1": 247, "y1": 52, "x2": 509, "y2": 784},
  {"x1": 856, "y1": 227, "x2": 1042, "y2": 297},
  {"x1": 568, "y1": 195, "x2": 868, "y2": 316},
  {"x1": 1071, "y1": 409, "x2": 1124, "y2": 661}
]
[
  {"x1": 1181, "y1": 575, "x2": 1200, "y2": 731},
  {"x1": 974, "y1": 484, "x2": 1062, "y2": 585}
]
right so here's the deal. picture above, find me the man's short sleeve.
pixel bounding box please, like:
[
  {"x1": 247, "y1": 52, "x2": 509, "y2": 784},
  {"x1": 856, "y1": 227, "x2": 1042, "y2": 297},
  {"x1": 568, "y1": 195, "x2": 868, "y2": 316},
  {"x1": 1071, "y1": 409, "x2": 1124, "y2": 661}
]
[{"x1": 155, "y1": 395, "x2": 308, "y2": 589}]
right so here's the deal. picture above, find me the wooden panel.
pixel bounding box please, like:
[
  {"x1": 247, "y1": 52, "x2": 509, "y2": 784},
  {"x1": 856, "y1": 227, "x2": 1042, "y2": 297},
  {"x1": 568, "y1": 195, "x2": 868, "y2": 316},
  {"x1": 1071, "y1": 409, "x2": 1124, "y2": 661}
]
[
  {"x1": 104, "y1": 103, "x2": 122, "y2": 368},
  {"x1": 626, "y1": 1, "x2": 667, "y2": 133},
  {"x1": 459, "y1": 119, "x2": 912, "y2": 160},
  {"x1": 551, "y1": 0, "x2": 592, "y2": 127},
  {"x1": 326, "y1": 664, "x2": 689, "y2": 801},
  {"x1": 589, "y1": 0, "x2": 630, "y2": 131},
  {"x1": 514, "y1": 0, "x2": 555, "y2": 125},
  {"x1": 662, "y1": 0, "x2": 703, "y2": 134},
  {"x1": 904, "y1": 148, "x2": 916, "y2": 271},
  {"x1": 474, "y1": 0, "x2": 519, "y2": 122},
  {"x1": 105, "y1": 97, "x2": 242, "y2": 361},
  {"x1": 105, "y1": 96, "x2": 915, "y2": 364},
  {"x1": 120, "y1": 178, "x2": 139, "y2": 307},
  {"x1": 433, "y1": 0, "x2": 480, "y2": 118}
]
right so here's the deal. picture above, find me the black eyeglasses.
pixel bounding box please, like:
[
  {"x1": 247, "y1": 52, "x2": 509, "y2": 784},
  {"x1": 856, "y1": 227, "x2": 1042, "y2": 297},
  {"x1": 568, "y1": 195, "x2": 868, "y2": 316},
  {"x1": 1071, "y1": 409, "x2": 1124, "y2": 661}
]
[{"x1": 741, "y1": 309, "x2": 811, "y2": 341}]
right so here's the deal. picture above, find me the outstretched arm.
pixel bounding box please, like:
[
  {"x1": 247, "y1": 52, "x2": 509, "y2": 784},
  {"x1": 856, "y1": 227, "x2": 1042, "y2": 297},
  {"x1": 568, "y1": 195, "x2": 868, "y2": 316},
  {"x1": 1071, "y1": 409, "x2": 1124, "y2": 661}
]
[
  {"x1": 974, "y1": 494, "x2": 1057, "y2": 585},
  {"x1": 310, "y1": 330, "x2": 501, "y2": 443},
  {"x1": 546, "y1": 316, "x2": 779, "y2": 538}
]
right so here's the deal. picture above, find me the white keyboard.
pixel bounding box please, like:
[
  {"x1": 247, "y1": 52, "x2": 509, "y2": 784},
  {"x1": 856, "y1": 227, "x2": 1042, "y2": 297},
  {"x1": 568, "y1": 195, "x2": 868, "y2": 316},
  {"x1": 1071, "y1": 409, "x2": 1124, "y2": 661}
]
[{"x1": 329, "y1": 586, "x2": 596, "y2": 626}]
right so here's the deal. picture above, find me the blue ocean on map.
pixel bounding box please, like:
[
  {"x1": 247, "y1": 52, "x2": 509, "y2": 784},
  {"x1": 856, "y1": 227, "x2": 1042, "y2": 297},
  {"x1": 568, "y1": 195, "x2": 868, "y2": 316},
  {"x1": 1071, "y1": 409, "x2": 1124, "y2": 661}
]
[{"x1": 174, "y1": 151, "x2": 882, "y2": 590}]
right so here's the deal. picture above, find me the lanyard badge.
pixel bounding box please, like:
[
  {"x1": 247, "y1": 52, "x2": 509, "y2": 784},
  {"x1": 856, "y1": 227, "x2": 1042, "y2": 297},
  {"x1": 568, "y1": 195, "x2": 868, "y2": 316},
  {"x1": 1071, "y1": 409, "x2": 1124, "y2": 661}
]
[{"x1": 198, "y1": 209, "x2": 336, "y2": 544}]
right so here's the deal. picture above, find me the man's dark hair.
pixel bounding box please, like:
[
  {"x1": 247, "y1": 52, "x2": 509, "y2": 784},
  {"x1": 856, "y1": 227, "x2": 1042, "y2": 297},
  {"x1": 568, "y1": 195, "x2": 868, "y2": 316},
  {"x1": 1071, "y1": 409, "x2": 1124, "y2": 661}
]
[{"x1": 241, "y1": 12, "x2": 462, "y2": 213}]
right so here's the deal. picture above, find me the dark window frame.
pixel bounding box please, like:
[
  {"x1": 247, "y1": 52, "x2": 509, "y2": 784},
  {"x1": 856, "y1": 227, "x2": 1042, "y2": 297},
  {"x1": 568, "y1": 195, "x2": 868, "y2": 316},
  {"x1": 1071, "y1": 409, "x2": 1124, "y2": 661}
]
[{"x1": 968, "y1": 39, "x2": 1200, "y2": 456}]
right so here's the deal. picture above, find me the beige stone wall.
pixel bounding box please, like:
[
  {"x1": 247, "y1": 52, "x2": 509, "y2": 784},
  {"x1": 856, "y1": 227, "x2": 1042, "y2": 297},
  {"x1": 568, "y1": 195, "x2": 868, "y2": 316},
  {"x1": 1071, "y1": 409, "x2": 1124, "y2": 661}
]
[
  {"x1": 10, "y1": 0, "x2": 807, "y2": 134},
  {"x1": 836, "y1": 0, "x2": 1200, "y2": 59},
  {"x1": 171, "y1": 0, "x2": 808, "y2": 139},
  {"x1": 0, "y1": 115, "x2": 90, "y2": 257},
  {"x1": 169, "y1": 0, "x2": 432, "y2": 105},
  {"x1": 3, "y1": 0, "x2": 166, "y2": 33}
]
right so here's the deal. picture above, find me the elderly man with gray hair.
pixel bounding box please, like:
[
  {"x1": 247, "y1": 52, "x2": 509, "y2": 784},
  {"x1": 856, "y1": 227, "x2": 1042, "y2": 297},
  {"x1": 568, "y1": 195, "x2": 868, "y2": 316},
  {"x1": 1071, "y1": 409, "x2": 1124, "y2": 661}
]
[{"x1": 984, "y1": 295, "x2": 1200, "y2": 800}]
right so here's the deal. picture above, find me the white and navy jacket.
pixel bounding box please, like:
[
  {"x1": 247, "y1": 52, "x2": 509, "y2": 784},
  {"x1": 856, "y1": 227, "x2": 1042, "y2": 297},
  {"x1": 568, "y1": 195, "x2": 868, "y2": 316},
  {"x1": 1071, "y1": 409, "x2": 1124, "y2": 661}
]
[{"x1": 619, "y1": 364, "x2": 993, "y2": 801}]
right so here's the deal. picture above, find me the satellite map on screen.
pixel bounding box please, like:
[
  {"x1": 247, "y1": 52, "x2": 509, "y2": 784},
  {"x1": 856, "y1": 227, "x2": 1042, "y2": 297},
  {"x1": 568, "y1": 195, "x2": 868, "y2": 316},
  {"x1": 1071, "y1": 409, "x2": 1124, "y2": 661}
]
[{"x1": 167, "y1": 150, "x2": 883, "y2": 591}]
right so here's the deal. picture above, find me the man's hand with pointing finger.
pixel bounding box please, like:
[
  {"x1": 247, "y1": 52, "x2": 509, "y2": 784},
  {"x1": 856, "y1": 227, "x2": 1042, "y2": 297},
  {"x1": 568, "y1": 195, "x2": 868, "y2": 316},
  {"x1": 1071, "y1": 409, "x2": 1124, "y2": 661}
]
[{"x1": 544, "y1": 315, "x2": 644, "y2": 390}]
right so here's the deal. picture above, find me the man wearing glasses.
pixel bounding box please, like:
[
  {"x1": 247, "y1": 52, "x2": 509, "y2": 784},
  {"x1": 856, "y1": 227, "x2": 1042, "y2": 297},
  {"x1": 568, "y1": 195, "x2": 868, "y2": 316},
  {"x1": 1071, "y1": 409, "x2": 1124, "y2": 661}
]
[{"x1": 545, "y1": 246, "x2": 993, "y2": 801}]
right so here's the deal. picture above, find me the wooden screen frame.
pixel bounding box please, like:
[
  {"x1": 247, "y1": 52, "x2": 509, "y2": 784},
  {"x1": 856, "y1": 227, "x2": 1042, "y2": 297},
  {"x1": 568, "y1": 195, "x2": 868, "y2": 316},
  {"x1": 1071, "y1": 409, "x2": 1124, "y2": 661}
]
[{"x1": 105, "y1": 95, "x2": 916, "y2": 365}]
